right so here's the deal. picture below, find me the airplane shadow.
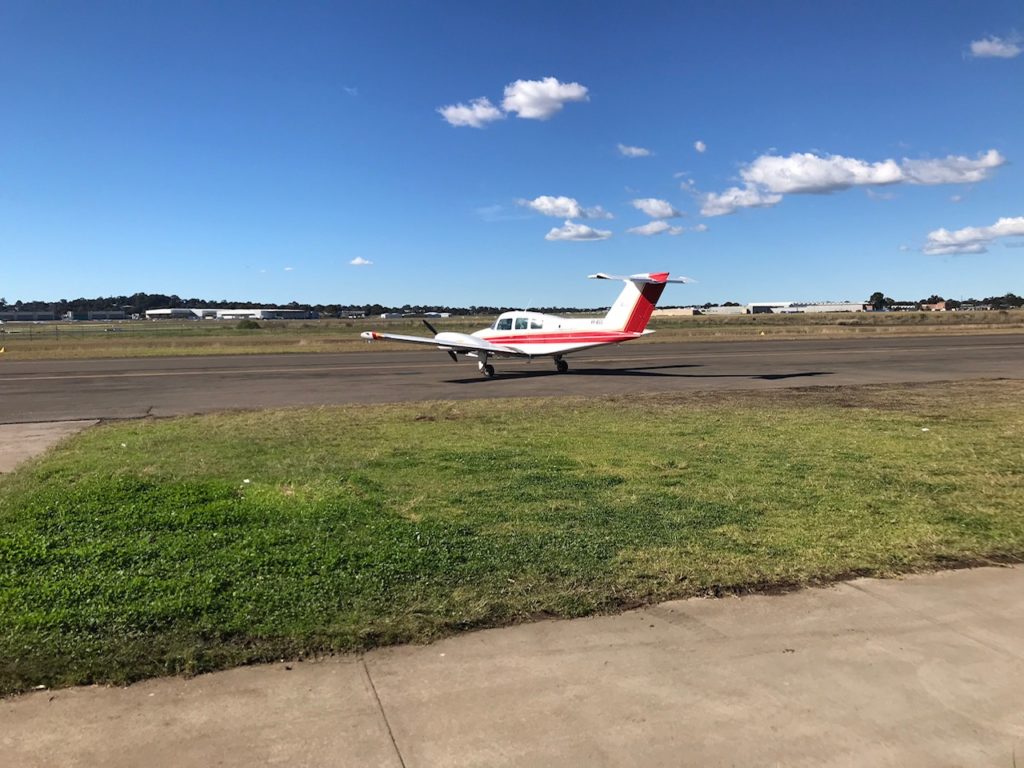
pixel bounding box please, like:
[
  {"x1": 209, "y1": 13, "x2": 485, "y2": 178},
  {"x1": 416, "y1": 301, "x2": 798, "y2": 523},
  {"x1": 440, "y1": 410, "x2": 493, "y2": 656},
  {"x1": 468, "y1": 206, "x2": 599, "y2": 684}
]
[{"x1": 444, "y1": 364, "x2": 833, "y2": 384}]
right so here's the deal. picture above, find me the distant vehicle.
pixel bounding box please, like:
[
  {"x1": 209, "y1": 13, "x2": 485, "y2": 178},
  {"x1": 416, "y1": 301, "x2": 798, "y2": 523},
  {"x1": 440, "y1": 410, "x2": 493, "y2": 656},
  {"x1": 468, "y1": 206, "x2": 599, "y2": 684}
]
[{"x1": 361, "y1": 271, "x2": 692, "y2": 377}]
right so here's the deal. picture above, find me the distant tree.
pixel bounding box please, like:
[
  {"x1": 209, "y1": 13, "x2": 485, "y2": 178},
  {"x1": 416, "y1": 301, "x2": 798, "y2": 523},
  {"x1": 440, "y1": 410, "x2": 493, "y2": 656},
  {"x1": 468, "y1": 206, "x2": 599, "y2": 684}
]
[{"x1": 869, "y1": 291, "x2": 886, "y2": 310}]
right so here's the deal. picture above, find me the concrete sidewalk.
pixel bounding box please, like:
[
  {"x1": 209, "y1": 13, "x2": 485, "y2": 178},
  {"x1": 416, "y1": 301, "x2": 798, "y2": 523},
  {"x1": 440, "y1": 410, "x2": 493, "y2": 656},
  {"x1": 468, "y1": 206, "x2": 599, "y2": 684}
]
[
  {"x1": 0, "y1": 420, "x2": 97, "y2": 474},
  {"x1": 3, "y1": 566, "x2": 1022, "y2": 767}
]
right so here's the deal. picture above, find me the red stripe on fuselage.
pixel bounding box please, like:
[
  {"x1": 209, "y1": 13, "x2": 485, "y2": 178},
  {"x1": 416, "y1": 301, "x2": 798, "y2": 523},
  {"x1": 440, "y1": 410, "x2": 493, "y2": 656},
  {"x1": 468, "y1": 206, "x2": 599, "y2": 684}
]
[{"x1": 478, "y1": 331, "x2": 641, "y2": 345}]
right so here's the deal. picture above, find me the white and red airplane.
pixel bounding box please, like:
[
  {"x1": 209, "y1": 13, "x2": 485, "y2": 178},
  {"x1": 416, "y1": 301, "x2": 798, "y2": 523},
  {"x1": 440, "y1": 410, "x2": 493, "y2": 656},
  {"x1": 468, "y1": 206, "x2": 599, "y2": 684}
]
[{"x1": 360, "y1": 271, "x2": 691, "y2": 377}]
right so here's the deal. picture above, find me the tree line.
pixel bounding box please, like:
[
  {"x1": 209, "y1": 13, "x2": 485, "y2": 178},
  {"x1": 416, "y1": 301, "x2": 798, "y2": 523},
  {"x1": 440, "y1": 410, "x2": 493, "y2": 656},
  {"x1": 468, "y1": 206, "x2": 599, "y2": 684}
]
[
  {"x1": 0, "y1": 293, "x2": 601, "y2": 317},
  {"x1": 867, "y1": 292, "x2": 1023, "y2": 311},
  {"x1": 1, "y1": 291, "x2": 1021, "y2": 316}
]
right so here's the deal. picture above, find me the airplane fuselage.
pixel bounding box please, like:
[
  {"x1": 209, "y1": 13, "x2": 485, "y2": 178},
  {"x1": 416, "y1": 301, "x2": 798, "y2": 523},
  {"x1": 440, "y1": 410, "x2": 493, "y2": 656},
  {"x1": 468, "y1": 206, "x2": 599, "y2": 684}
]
[{"x1": 464, "y1": 310, "x2": 645, "y2": 357}]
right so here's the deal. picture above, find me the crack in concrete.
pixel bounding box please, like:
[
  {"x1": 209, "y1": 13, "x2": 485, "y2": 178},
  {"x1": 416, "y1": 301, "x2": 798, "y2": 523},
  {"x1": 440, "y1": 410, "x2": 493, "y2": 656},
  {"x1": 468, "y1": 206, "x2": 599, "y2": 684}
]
[{"x1": 360, "y1": 658, "x2": 407, "y2": 768}]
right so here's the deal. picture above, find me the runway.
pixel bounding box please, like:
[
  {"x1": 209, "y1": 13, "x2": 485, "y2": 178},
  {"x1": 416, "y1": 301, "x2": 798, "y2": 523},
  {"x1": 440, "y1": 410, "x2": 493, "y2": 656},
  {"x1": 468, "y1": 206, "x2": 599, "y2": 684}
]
[{"x1": 1, "y1": 333, "x2": 1022, "y2": 423}]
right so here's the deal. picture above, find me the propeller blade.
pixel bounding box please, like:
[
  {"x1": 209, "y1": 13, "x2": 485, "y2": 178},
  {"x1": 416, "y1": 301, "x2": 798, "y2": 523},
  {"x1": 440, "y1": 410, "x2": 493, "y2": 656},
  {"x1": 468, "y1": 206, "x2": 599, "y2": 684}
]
[
  {"x1": 447, "y1": 350, "x2": 458, "y2": 362},
  {"x1": 422, "y1": 319, "x2": 439, "y2": 335}
]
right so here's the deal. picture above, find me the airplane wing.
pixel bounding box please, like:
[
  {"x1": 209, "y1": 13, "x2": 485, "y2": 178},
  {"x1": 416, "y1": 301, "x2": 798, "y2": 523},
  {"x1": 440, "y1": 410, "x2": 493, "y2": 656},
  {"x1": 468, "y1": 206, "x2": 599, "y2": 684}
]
[{"x1": 360, "y1": 331, "x2": 526, "y2": 357}]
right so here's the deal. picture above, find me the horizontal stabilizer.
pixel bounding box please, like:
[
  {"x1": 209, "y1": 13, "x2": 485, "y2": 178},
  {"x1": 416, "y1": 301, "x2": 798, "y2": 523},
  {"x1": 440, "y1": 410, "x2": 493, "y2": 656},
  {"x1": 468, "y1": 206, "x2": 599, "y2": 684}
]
[{"x1": 588, "y1": 272, "x2": 694, "y2": 284}]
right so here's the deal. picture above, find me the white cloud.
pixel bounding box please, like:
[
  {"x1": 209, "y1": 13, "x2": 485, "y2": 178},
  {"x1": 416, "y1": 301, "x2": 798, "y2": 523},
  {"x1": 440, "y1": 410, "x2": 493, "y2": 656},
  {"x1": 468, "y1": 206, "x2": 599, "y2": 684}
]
[
  {"x1": 742, "y1": 152, "x2": 903, "y2": 194},
  {"x1": 969, "y1": 36, "x2": 1022, "y2": 58},
  {"x1": 923, "y1": 216, "x2": 1024, "y2": 255},
  {"x1": 502, "y1": 77, "x2": 589, "y2": 120},
  {"x1": 284, "y1": 266, "x2": 295, "y2": 271},
  {"x1": 521, "y1": 195, "x2": 581, "y2": 218},
  {"x1": 700, "y1": 148, "x2": 1006, "y2": 216},
  {"x1": 350, "y1": 257, "x2": 373, "y2": 266},
  {"x1": 739, "y1": 150, "x2": 1004, "y2": 194},
  {"x1": 343, "y1": 86, "x2": 359, "y2": 96},
  {"x1": 627, "y1": 220, "x2": 684, "y2": 236},
  {"x1": 545, "y1": 220, "x2": 612, "y2": 241},
  {"x1": 701, "y1": 184, "x2": 783, "y2": 217},
  {"x1": 950, "y1": 195, "x2": 963, "y2": 203},
  {"x1": 519, "y1": 195, "x2": 612, "y2": 219},
  {"x1": 631, "y1": 198, "x2": 681, "y2": 218},
  {"x1": 694, "y1": 140, "x2": 707, "y2": 153},
  {"x1": 618, "y1": 143, "x2": 652, "y2": 157},
  {"x1": 902, "y1": 149, "x2": 1006, "y2": 185},
  {"x1": 692, "y1": 223, "x2": 708, "y2": 232},
  {"x1": 437, "y1": 97, "x2": 505, "y2": 128}
]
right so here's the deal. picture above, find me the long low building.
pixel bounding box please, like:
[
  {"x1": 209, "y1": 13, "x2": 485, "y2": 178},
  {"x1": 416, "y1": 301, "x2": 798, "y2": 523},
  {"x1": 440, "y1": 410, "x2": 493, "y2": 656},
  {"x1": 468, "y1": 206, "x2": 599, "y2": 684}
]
[
  {"x1": 146, "y1": 308, "x2": 316, "y2": 320},
  {"x1": 759, "y1": 302, "x2": 867, "y2": 313},
  {"x1": 657, "y1": 301, "x2": 869, "y2": 316}
]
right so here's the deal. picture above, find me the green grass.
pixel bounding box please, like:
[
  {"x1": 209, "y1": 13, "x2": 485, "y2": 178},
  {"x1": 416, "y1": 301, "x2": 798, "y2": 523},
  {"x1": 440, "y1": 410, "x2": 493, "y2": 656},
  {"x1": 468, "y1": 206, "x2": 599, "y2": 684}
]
[
  {"x1": 1, "y1": 381, "x2": 1023, "y2": 694},
  {"x1": 1, "y1": 310, "x2": 1022, "y2": 360}
]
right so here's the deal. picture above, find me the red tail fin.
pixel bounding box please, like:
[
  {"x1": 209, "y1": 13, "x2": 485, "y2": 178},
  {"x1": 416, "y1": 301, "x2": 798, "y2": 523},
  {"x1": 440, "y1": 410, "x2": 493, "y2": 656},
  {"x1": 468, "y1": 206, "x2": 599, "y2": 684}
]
[{"x1": 622, "y1": 273, "x2": 669, "y2": 332}]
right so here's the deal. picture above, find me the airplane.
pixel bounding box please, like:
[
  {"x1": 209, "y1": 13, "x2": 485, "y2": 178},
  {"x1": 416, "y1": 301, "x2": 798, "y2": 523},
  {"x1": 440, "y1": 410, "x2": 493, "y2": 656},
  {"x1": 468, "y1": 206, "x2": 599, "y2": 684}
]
[{"x1": 360, "y1": 271, "x2": 692, "y2": 377}]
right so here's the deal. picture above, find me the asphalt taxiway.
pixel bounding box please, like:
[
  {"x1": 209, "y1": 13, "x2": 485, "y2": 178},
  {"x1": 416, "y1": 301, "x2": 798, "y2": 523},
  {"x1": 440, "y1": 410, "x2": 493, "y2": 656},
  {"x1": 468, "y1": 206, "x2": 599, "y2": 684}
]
[{"x1": 1, "y1": 333, "x2": 1022, "y2": 423}]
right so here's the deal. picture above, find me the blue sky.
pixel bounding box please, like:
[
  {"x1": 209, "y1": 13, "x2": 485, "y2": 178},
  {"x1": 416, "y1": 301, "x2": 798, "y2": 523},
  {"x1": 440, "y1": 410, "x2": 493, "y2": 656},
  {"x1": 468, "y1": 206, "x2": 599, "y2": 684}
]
[{"x1": 2, "y1": 1, "x2": 1022, "y2": 307}]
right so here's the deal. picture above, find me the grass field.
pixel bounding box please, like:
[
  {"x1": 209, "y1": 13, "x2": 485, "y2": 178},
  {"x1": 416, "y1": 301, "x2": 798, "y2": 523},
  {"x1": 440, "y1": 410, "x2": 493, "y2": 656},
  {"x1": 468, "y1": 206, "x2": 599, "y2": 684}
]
[
  {"x1": 1, "y1": 310, "x2": 1022, "y2": 360},
  {"x1": 1, "y1": 381, "x2": 1022, "y2": 695}
]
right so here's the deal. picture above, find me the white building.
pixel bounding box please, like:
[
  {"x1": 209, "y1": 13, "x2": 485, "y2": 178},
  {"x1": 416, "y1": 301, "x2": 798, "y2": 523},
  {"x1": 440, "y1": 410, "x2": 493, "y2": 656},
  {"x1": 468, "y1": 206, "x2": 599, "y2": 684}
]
[
  {"x1": 146, "y1": 307, "x2": 312, "y2": 320},
  {"x1": 145, "y1": 308, "x2": 198, "y2": 319}
]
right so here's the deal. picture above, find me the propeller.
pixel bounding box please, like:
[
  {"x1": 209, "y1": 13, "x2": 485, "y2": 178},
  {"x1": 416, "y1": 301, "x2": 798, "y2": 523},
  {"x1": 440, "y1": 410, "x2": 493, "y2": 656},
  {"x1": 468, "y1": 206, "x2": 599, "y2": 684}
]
[{"x1": 423, "y1": 319, "x2": 457, "y2": 362}]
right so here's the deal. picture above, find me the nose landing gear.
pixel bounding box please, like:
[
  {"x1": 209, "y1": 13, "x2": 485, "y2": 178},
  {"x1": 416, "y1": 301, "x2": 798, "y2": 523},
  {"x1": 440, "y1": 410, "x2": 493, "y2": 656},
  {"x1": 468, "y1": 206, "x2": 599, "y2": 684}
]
[{"x1": 554, "y1": 356, "x2": 569, "y2": 374}]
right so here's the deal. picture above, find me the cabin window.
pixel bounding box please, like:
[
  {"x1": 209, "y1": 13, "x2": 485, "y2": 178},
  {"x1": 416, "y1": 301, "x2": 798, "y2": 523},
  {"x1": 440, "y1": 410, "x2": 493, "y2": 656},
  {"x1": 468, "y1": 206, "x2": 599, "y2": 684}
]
[
  {"x1": 530, "y1": 318, "x2": 543, "y2": 329},
  {"x1": 515, "y1": 317, "x2": 529, "y2": 330},
  {"x1": 496, "y1": 318, "x2": 513, "y2": 331}
]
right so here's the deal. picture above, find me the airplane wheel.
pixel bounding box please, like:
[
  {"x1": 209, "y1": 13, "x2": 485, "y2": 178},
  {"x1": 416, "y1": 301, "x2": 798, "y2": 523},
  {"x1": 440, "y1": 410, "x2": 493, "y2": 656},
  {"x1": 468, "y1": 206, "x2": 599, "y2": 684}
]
[
  {"x1": 556, "y1": 359, "x2": 569, "y2": 374},
  {"x1": 482, "y1": 364, "x2": 495, "y2": 378}
]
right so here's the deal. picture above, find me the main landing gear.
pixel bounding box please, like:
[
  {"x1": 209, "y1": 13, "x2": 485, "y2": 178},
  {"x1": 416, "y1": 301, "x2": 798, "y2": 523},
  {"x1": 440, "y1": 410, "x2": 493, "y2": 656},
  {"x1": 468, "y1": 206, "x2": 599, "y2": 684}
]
[
  {"x1": 478, "y1": 353, "x2": 495, "y2": 378},
  {"x1": 554, "y1": 356, "x2": 569, "y2": 374}
]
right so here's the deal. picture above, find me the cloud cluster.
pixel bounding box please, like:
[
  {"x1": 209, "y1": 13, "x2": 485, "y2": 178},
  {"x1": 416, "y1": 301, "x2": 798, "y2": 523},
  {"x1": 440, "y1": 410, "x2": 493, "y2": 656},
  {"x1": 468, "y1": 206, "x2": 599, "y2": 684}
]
[
  {"x1": 438, "y1": 77, "x2": 588, "y2": 127},
  {"x1": 969, "y1": 36, "x2": 1021, "y2": 58},
  {"x1": 627, "y1": 221, "x2": 708, "y2": 237},
  {"x1": 519, "y1": 195, "x2": 612, "y2": 219},
  {"x1": 743, "y1": 153, "x2": 903, "y2": 194},
  {"x1": 901, "y1": 149, "x2": 1006, "y2": 184},
  {"x1": 618, "y1": 144, "x2": 652, "y2": 157},
  {"x1": 503, "y1": 77, "x2": 588, "y2": 119},
  {"x1": 701, "y1": 185, "x2": 782, "y2": 217},
  {"x1": 923, "y1": 216, "x2": 1024, "y2": 255},
  {"x1": 628, "y1": 220, "x2": 683, "y2": 236},
  {"x1": 701, "y1": 149, "x2": 1006, "y2": 216},
  {"x1": 545, "y1": 220, "x2": 612, "y2": 241},
  {"x1": 350, "y1": 257, "x2": 373, "y2": 266},
  {"x1": 694, "y1": 140, "x2": 707, "y2": 153},
  {"x1": 631, "y1": 198, "x2": 681, "y2": 218},
  {"x1": 437, "y1": 97, "x2": 504, "y2": 128}
]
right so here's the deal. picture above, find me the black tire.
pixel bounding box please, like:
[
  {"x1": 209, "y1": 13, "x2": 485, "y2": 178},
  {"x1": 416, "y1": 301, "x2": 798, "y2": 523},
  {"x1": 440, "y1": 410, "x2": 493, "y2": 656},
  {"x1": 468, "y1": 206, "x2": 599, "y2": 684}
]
[
  {"x1": 556, "y1": 359, "x2": 569, "y2": 373},
  {"x1": 483, "y1": 364, "x2": 495, "y2": 378}
]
